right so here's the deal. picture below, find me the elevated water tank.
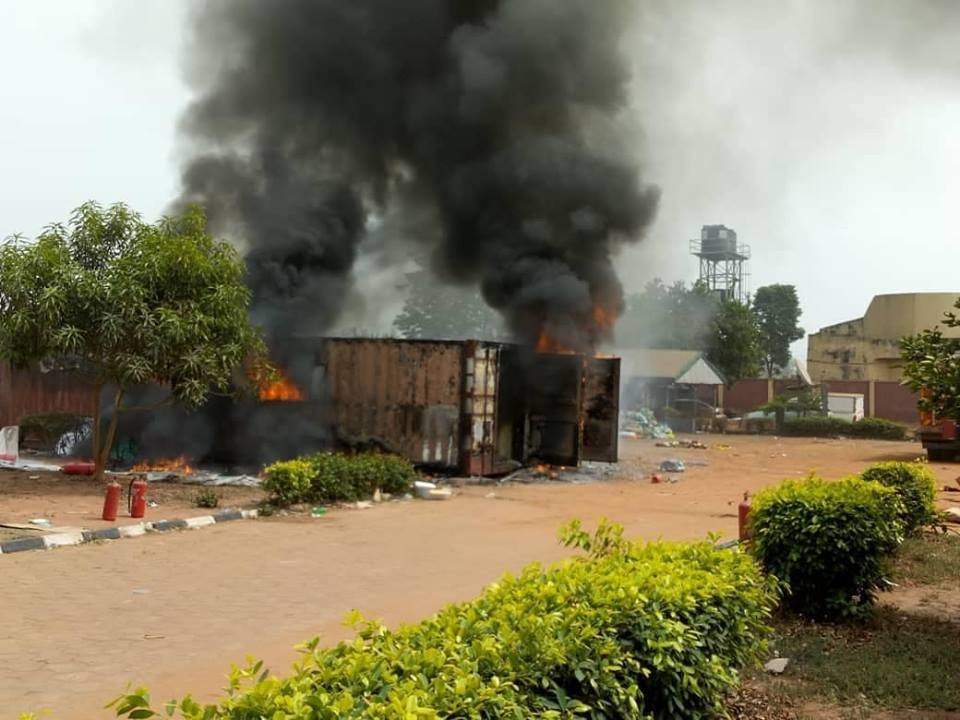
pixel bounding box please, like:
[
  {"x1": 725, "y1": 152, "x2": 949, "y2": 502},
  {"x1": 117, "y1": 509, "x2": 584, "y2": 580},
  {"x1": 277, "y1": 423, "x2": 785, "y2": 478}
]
[{"x1": 700, "y1": 225, "x2": 738, "y2": 255}]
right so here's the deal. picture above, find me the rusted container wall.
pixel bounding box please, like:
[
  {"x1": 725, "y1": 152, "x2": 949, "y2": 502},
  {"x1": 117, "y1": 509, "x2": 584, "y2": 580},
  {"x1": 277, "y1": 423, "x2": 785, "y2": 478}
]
[
  {"x1": 319, "y1": 339, "x2": 466, "y2": 470},
  {"x1": 0, "y1": 361, "x2": 97, "y2": 427}
]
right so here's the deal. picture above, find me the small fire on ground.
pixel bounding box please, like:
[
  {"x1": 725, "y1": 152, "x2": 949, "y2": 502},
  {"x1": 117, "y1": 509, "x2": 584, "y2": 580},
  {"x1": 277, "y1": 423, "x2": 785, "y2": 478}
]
[{"x1": 131, "y1": 456, "x2": 194, "y2": 475}]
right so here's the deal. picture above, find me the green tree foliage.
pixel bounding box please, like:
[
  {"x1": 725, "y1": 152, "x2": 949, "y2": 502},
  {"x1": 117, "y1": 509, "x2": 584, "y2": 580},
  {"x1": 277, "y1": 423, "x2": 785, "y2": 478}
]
[
  {"x1": 0, "y1": 202, "x2": 267, "y2": 480},
  {"x1": 393, "y1": 269, "x2": 505, "y2": 340},
  {"x1": 707, "y1": 298, "x2": 762, "y2": 384},
  {"x1": 752, "y1": 284, "x2": 804, "y2": 377},
  {"x1": 619, "y1": 280, "x2": 761, "y2": 384},
  {"x1": 901, "y1": 297, "x2": 960, "y2": 420}
]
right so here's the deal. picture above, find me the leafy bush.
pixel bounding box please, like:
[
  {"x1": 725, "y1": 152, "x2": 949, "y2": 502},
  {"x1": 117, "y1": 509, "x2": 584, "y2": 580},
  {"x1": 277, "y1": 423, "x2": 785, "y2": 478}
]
[
  {"x1": 848, "y1": 418, "x2": 908, "y2": 441},
  {"x1": 193, "y1": 488, "x2": 220, "y2": 509},
  {"x1": 261, "y1": 458, "x2": 314, "y2": 505},
  {"x1": 860, "y1": 462, "x2": 938, "y2": 536},
  {"x1": 108, "y1": 521, "x2": 778, "y2": 720},
  {"x1": 262, "y1": 452, "x2": 416, "y2": 505},
  {"x1": 749, "y1": 476, "x2": 904, "y2": 619},
  {"x1": 781, "y1": 416, "x2": 907, "y2": 440},
  {"x1": 780, "y1": 416, "x2": 850, "y2": 437}
]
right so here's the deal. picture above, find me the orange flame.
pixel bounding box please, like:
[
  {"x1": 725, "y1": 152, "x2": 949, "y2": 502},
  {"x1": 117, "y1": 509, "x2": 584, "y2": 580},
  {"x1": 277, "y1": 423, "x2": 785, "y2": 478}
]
[
  {"x1": 535, "y1": 302, "x2": 618, "y2": 355},
  {"x1": 131, "y1": 456, "x2": 194, "y2": 475},
  {"x1": 259, "y1": 368, "x2": 304, "y2": 402}
]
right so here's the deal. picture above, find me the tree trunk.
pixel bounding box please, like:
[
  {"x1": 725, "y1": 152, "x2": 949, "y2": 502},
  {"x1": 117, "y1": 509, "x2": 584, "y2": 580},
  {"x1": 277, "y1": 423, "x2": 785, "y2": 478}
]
[{"x1": 93, "y1": 387, "x2": 124, "y2": 483}]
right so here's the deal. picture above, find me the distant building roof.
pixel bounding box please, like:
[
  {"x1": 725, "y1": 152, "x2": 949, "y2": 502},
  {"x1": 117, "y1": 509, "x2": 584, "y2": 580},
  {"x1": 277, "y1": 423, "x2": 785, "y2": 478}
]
[{"x1": 618, "y1": 349, "x2": 726, "y2": 386}]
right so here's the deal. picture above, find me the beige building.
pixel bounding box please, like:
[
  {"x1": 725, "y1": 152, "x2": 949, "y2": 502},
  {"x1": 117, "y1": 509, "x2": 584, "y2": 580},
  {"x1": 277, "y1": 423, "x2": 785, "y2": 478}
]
[{"x1": 808, "y1": 293, "x2": 960, "y2": 382}]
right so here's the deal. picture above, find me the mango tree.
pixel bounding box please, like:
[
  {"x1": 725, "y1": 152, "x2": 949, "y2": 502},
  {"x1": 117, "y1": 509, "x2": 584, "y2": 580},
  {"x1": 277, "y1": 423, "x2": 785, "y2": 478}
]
[{"x1": 0, "y1": 202, "x2": 268, "y2": 481}]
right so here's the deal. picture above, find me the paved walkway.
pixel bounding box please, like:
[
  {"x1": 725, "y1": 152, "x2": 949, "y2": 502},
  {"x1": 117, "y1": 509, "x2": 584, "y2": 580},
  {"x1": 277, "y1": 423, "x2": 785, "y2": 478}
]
[{"x1": 1, "y1": 436, "x2": 942, "y2": 719}]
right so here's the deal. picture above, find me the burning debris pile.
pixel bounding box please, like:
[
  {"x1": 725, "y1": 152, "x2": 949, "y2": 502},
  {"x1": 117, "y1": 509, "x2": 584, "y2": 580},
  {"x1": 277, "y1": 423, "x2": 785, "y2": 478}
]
[{"x1": 178, "y1": 0, "x2": 659, "y2": 353}]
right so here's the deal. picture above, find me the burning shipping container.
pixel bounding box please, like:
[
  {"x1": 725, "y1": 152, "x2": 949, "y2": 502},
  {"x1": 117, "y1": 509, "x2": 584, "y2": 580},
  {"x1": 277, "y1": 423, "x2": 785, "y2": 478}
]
[
  {"x1": 103, "y1": 338, "x2": 620, "y2": 475},
  {"x1": 247, "y1": 338, "x2": 620, "y2": 475}
]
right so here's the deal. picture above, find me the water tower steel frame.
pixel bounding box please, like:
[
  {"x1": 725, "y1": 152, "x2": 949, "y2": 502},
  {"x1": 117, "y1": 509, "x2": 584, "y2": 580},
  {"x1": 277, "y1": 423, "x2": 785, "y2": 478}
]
[{"x1": 690, "y1": 225, "x2": 751, "y2": 304}]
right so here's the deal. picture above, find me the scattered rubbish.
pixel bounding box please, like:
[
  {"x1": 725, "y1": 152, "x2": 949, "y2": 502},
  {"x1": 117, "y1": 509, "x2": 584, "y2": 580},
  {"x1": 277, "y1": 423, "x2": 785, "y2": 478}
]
[
  {"x1": 402, "y1": 493, "x2": 414, "y2": 501},
  {"x1": 28, "y1": 518, "x2": 52, "y2": 528},
  {"x1": 381, "y1": 492, "x2": 393, "y2": 501},
  {"x1": 425, "y1": 488, "x2": 453, "y2": 501},
  {"x1": 372, "y1": 488, "x2": 383, "y2": 503},
  {"x1": 620, "y1": 409, "x2": 674, "y2": 440},
  {"x1": 485, "y1": 492, "x2": 497, "y2": 499},
  {"x1": 143, "y1": 634, "x2": 166, "y2": 640},
  {"x1": 650, "y1": 474, "x2": 663, "y2": 484},
  {"x1": 311, "y1": 506, "x2": 327, "y2": 517},
  {"x1": 414, "y1": 480, "x2": 438, "y2": 499},
  {"x1": 656, "y1": 440, "x2": 708, "y2": 450},
  {"x1": 763, "y1": 658, "x2": 790, "y2": 675},
  {"x1": 355, "y1": 501, "x2": 373, "y2": 509},
  {"x1": 148, "y1": 500, "x2": 159, "y2": 508},
  {"x1": 659, "y1": 459, "x2": 686, "y2": 473},
  {"x1": 28, "y1": 475, "x2": 40, "y2": 480},
  {"x1": 945, "y1": 507, "x2": 960, "y2": 524},
  {"x1": 715, "y1": 444, "x2": 733, "y2": 451},
  {"x1": 503, "y1": 462, "x2": 618, "y2": 485},
  {"x1": 132, "y1": 588, "x2": 150, "y2": 595}
]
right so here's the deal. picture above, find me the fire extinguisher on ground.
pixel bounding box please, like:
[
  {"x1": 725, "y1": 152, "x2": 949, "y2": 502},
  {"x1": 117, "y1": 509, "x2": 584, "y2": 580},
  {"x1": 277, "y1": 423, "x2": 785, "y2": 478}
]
[
  {"x1": 129, "y1": 477, "x2": 148, "y2": 518},
  {"x1": 102, "y1": 481, "x2": 121, "y2": 521},
  {"x1": 738, "y1": 492, "x2": 752, "y2": 543}
]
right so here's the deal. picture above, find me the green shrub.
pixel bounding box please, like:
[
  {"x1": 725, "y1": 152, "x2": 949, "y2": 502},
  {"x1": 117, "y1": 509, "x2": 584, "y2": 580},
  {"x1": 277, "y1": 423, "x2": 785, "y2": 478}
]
[
  {"x1": 848, "y1": 418, "x2": 908, "y2": 441},
  {"x1": 780, "y1": 416, "x2": 851, "y2": 437},
  {"x1": 262, "y1": 452, "x2": 417, "y2": 505},
  {"x1": 108, "y1": 521, "x2": 778, "y2": 720},
  {"x1": 193, "y1": 488, "x2": 220, "y2": 509},
  {"x1": 749, "y1": 476, "x2": 904, "y2": 619},
  {"x1": 860, "y1": 462, "x2": 938, "y2": 536},
  {"x1": 261, "y1": 458, "x2": 314, "y2": 505},
  {"x1": 781, "y1": 416, "x2": 908, "y2": 440}
]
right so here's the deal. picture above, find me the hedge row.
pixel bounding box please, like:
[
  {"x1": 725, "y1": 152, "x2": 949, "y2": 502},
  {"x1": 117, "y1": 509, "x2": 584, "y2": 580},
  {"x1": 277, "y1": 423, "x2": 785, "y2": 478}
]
[
  {"x1": 107, "y1": 522, "x2": 778, "y2": 720},
  {"x1": 262, "y1": 452, "x2": 416, "y2": 505},
  {"x1": 780, "y1": 416, "x2": 907, "y2": 440},
  {"x1": 749, "y1": 461, "x2": 937, "y2": 619}
]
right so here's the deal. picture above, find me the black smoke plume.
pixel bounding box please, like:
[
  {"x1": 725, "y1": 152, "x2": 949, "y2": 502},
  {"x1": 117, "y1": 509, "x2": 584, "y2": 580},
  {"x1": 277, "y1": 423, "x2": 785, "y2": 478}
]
[{"x1": 179, "y1": 0, "x2": 660, "y2": 351}]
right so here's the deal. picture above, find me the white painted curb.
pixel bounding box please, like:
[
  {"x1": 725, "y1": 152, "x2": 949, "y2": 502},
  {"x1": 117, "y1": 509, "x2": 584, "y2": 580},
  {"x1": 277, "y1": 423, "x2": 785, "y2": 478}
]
[
  {"x1": 42, "y1": 531, "x2": 84, "y2": 548},
  {"x1": 118, "y1": 523, "x2": 148, "y2": 538},
  {"x1": 184, "y1": 515, "x2": 216, "y2": 529}
]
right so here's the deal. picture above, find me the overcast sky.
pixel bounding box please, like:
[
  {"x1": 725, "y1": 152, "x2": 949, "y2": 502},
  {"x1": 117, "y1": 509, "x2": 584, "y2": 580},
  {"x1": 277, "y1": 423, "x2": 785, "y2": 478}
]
[{"x1": 2, "y1": 0, "x2": 958, "y2": 352}]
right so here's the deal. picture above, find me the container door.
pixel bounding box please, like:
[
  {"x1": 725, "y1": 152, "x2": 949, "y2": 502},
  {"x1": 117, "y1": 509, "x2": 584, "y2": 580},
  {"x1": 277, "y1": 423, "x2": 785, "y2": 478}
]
[
  {"x1": 525, "y1": 354, "x2": 583, "y2": 466},
  {"x1": 582, "y1": 357, "x2": 620, "y2": 462}
]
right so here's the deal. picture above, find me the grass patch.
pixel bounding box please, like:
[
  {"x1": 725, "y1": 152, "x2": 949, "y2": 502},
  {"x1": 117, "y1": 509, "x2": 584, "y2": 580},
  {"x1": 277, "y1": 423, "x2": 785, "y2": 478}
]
[
  {"x1": 759, "y1": 607, "x2": 960, "y2": 712},
  {"x1": 891, "y1": 532, "x2": 960, "y2": 586}
]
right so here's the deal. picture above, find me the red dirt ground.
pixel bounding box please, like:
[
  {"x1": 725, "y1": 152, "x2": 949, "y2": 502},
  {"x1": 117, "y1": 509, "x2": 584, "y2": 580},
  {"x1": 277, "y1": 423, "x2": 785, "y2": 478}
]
[{"x1": 2, "y1": 434, "x2": 958, "y2": 719}]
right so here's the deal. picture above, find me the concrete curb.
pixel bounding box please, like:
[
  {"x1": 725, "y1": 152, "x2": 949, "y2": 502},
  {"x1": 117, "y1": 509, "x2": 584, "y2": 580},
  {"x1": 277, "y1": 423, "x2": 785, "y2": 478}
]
[{"x1": 0, "y1": 508, "x2": 259, "y2": 556}]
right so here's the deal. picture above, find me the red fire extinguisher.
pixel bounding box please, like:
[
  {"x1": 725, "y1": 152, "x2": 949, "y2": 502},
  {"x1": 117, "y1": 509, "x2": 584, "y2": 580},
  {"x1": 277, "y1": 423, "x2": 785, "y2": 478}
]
[
  {"x1": 129, "y1": 477, "x2": 148, "y2": 519},
  {"x1": 738, "y1": 492, "x2": 752, "y2": 543},
  {"x1": 102, "y1": 481, "x2": 121, "y2": 521}
]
